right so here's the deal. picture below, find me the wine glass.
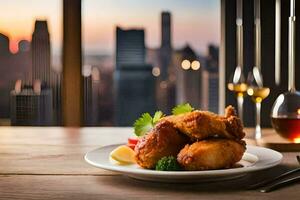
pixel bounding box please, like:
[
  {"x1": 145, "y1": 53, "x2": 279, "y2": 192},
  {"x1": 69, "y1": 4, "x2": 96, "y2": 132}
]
[
  {"x1": 271, "y1": 0, "x2": 300, "y2": 143},
  {"x1": 271, "y1": 91, "x2": 300, "y2": 142},
  {"x1": 247, "y1": 67, "x2": 270, "y2": 139},
  {"x1": 227, "y1": 0, "x2": 246, "y2": 122},
  {"x1": 227, "y1": 66, "x2": 247, "y2": 122}
]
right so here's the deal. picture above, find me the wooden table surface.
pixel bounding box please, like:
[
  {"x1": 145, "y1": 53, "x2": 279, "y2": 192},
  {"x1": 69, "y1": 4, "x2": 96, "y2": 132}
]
[{"x1": 0, "y1": 127, "x2": 299, "y2": 200}]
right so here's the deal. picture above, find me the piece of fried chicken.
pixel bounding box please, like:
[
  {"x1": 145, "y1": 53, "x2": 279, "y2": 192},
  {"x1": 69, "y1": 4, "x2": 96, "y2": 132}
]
[
  {"x1": 163, "y1": 105, "x2": 245, "y2": 141},
  {"x1": 134, "y1": 120, "x2": 189, "y2": 169},
  {"x1": 177, "y1": 139, "x2": 246, "y2": 171}
]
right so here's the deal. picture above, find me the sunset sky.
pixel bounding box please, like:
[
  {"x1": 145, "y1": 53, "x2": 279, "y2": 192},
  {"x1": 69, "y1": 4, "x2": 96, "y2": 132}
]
[{"x1": 0, "y1": 0, "x2": 220, "y2": 55}]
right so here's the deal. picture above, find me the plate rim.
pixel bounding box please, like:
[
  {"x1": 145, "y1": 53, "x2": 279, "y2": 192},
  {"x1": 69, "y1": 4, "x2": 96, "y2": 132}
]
[{"x1": 84, "y1": 144, "x2": 283, "y2": 176}]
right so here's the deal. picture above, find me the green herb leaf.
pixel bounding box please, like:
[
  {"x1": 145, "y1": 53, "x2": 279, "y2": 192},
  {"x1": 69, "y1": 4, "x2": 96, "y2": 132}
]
[
  {"x1": 172, "y1": 103, "x2": 194, "y2": 115},
  {"x1": 133, "y1": 113, "x2": 153, "y2": 136},
  {"x1": 133, "y1": 111, "x2": 165, "y2": 137},
  {"x1": 153, "y1": 111, "x2": 164, "y2": 124}
]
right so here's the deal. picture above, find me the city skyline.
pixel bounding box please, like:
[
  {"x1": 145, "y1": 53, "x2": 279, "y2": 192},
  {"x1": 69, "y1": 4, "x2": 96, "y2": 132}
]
[
  {"x1": 0, "y1": 0, "x2": 220, "y2": 55},
  {"x1": 10, "y1": 20, "x2": 56, "y2": 126},
  {"x1": 0, "y1": 4, "x2": 220, "y2": 126}
]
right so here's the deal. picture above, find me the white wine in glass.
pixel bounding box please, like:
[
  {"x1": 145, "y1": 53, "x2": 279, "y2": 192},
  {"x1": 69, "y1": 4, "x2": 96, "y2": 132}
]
[
  {"x1": 247, "y1": 67, "x2": 270, "y2": 139},
  {"x1": 227, "y1": 66, "x2": 247, "y2": 122},
  {"x1": 227, "y1": 83, "x2": 248, "y2": 98},
  {"x1": 247, "y1": 87, "x2": 270, "y2": 103}
]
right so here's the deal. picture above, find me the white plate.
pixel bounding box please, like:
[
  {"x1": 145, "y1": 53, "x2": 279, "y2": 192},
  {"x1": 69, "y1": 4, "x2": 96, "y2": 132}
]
[{"x1": 85, "y1": 144, "x2": 282, "y2": 183}]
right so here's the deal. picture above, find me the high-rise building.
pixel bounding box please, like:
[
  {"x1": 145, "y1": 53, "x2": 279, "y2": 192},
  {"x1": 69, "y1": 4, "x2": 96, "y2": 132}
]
[
  {"x1": 50, "y1": 69, "x2": 62, "y2": 125},
  {"x1": 114, "y1": 27, "x2": 156, "y2": 126},
  {"x1": 0, "y1": 33, "x2": 11, "y2": 119},
  {"x1": 155, "y1": 12, "x2": 176, "y2": 113},
  {"x1": 160, "y1": 12, "x2": 172, "y2": 80},
  {"x1": 32, "y1": 20, "x2": 51, "y2": 86},
  {"x1": 202, "y1": 45, "x2": 219, "y2": 113},
  {"x1": 83, "y1": 65, "x2": 100, "y2": 126},
  {"x1": 0, "y1": 33, "x2": 10, "y2": 56},
  {"x1": 116, "y1": 27, "x2": 145, "y2": 69},
  {"x1": 10, "y1": 81, "x2": 53, "y2": 126},
  {"x1": 173, "y1": 45, "x2": 203, "y2": 109},
  {"x1": 0, "y1": 34, "x2": 32, "y2": 120},
  {"x1": 17, "y1": 40, "x2": 32, "y2": 85},
  {"x1": 9, "y1": 20, "x2": 61, "y2": 126},
  {"x1": 161, "y1": 12, "x2": 171, "y2": 49},
  {"x1": 114, "y1": 64, "x2": 156, "y2": 126}
]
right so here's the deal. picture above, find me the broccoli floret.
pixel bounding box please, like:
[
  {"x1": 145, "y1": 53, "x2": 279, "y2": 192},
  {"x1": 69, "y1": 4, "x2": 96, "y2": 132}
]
[{"x1": 155, "y1": 156, "x2": 181, "y2": 171}]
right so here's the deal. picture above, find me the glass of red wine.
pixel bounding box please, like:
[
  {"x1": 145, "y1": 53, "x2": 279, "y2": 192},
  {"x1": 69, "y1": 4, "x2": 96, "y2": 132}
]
[
  {"x1": 271, "y1": 92, "x2": 300, "y2": 142},
  {"x1": 271, "y1": 0, "x2": 300, "y2": 143}
]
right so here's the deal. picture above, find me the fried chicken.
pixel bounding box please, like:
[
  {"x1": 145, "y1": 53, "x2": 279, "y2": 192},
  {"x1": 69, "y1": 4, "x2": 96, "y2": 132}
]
[
  {"x1": 163, "y1": 105, "x2": 245, "y2": 141},
  {"x1": 177, "y1": 139, "x2": 246, "y2": 171},
  {"x1": 134, "y1": 120, "x2": 189, "y2": 169}
]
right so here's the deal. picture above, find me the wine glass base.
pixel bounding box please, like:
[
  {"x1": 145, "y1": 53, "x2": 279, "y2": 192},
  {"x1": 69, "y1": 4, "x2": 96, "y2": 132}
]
[{"x1": 255, "y1": 126, "x2": 262, "y2": 140}]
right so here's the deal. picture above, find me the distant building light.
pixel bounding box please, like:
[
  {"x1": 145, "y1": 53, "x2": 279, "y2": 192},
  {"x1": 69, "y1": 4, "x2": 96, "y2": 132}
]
[
  {"x1": 191, "y1": 60, "x2": 201, "y2": 70},
  {"x1": 15, "y1": 80, "x2": 22, "y2": 94},
  {"x1": 82, "y1": 65, "x2": 92, "y2": 77},
  {"x1": 33, "y1": 80, "x2": 41, "y2": 94},
  {"x1": 160, "y1": 81, "x2": 168, "y2": 89},
  {"x1": 91, "y1": 67, "x2": 100, "y2": 81},
  {"x1": 181, "y1": 59, "x2": 191, "y2": 70},
  {"x1": 152, "y1": 67, "x2": 160, "y2": 77}
]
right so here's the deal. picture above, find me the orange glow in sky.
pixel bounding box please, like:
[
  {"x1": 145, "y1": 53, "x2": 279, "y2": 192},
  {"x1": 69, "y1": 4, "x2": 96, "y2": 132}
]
[
  {"x1": 10, "y1": 40, "x2": 19, "y2": 54},
  {"x1": 5, "y1": 34, "x2": 31, "y2": 53},
  {"x1": 0, "y1": 0, "x2": 220, "y2": 54},
  {"x1": 0, "y1": 0, "x2": 62, "y2": 53}
]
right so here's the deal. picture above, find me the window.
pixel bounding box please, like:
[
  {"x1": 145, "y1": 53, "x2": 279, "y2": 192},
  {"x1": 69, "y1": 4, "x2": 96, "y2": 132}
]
[
  {"x1": 82, "y1": 0, "x2": 220, "y2": 126},
  {"x1": 0, "y1": 0, "x2": 220, "y2": 126},
  {"x1": 0, "y1": 0, "x2": 62, "y2": 125}
]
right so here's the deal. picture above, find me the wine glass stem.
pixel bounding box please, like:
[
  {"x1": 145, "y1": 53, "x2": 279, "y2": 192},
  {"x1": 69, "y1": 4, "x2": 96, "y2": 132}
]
[
  {"x1": 237, "y1": 96, "x2": 244, "y2": 122},
  {"x1": 288, "y1": 1, "x2": 296, "y2": 91},
  {"x1": 255, "y1": 102, "x2": 261, "y2": 139}
]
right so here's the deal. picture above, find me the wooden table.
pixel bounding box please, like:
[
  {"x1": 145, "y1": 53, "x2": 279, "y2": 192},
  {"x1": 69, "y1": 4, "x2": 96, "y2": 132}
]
[{"x1": 0, "y1": 127, "x2": 299, "y2": 200}]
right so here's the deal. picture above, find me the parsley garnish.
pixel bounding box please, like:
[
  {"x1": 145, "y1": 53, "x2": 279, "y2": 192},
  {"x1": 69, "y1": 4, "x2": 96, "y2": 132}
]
[
  {"x1": 172, "y1": 103, "x2": 194, "y2": 115},
  {"x1": 153, "y1": 111, "x2": 164, "y2": 124},
  {"x1": 134, "y1": 111, "x2": 164, "y2": 136}
]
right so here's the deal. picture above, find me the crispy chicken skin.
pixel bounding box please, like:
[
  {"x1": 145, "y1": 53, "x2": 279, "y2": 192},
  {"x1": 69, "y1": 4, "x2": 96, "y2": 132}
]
[
  {"x1": 163, "y1": 105, "x2": 245, "y2": 140},
  {"x1": 135, "y1": 121, "x2": 189, "y2": 169},
  {"x1": 177, "y1": 139, "x2": 246, "y2": 170}
]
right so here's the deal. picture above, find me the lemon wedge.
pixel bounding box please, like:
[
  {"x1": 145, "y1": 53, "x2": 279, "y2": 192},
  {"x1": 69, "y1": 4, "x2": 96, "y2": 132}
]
[{"x1": 109, "y1": 145, "x2": 136, "y2": 164}]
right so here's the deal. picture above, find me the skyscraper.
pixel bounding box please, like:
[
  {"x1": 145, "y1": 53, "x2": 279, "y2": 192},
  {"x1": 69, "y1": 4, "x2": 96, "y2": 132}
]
[
  {"x1": 160, "y1": 12, "x2": 172, "y2": 80},
  {"x1": 0, "y1": 34, "x2": 33, "y2": 121},
  {"x1": 116, "y1": 27, "x2": 145, "y2": 69},
  {"x1": 202, "y1": 45, "x2": 219, "y2": 113},
  {"x1": 0, "y1": 33, "x2": 11, "y2": 119},
  {"x1": 50, "y1": 69, "x2": 62, "y2": 125},
  {"x1": 161, "y1": 12, "x2": 171, "y2": 49},
  {"x1": 0, "y1": 33, "x2": 10, "y2": 56},
  {"x1": 156, "y1": 12, "x2": 176, "y2": 113},
  {"x1": 10, "y1": 81, "x2": 53, "y2": 126},
  {"x1": 83, "y1": 65, "x2": 100, "y2": 126},
  {"x1": 32, "y1": 20, "x2": 51, "y2": 86},
  {"x1": 114, "y1": 27, "x2": 156, "y2": 126},
  {"x1": 10, "y1": 20, "x2": 60, "y2": 126},
  {"x1": 174, "y1": 45, "x2": 202, "y2": 109}
]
